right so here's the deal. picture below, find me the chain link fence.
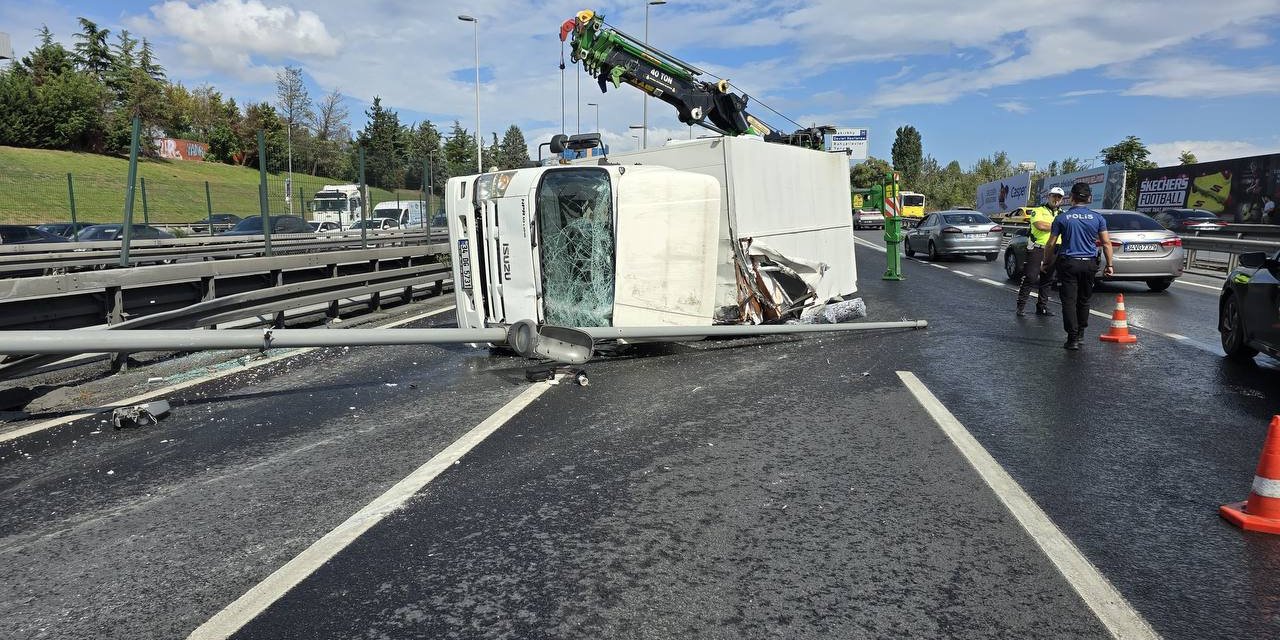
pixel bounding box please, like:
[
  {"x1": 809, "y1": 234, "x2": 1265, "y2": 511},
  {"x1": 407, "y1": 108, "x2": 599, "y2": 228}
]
[{"x1": 0, "y1": 165, "x2": 441, "y2": 231}]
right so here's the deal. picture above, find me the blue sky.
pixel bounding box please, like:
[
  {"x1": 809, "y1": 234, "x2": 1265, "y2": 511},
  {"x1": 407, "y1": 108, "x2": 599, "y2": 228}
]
[{"x1": 4, "y1": 0, "x2": 1279, "y2": 168}]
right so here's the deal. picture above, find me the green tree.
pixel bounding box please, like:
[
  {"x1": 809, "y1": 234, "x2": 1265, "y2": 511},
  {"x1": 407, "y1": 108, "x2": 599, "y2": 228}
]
[
  {"x1": 354, "y1": 96, "x2": 404, "y2": 188},
  {"x1": 1100, "y1": 135, "x2": 1157, "y2": 209},
  {"x1": 482, "y1": 132, "x2": 500, "y2": 171},
  {"x1": 275, "y1": 66, "x2": 313, "y2": 177},
  {"x1": 240, "y1": 102, "x2": 287, "y2": 171},
  {"x1": 72, "y1": 18, "x2": 112, "y2": 82},
  {"x1": 498, "y1": 124, "x2": 530, "y2": 170},
  {"x1": 403, "y1": 120, "x2": 442, "y2": 191},
  {"x1": 849, "y1": 156, "x2": 893, "y2": 189},
  {"x1": 308, "y1": 88, "x2": 350, "y2": 177},
  {"x1": 16, "y1": 26, "x2": 75, "y2": 84},
  {"x1": 1059, "y1": 157, "x2": 1088, "y2": 174},
  {"x1": 1179, "y1": 150, "x2": 1198, "y2": 165},
  {"x1": 891, "y1": 125, "x2": 923, "y2": 187},
  {"x1": 443, "y1": 120, "x2": 477, "y2": 179}
]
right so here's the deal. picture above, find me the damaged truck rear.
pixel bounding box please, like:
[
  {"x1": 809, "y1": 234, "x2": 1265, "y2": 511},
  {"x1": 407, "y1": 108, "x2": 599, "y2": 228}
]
[{"x1": 445, "y1": 135, "x2": 856, "y2": 333}]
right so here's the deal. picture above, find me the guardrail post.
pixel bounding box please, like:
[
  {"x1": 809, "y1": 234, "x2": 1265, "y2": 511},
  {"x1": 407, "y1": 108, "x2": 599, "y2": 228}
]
[
  {"x1": 403, "y1": 256, "x2": 415, "y2": 303},
  {"x1": 140, "y1": 176, "x2": 150, "y2": 226},
  {"x1": 257, "y1": 130, "x2": 274, "y2": 257},
  {"x1": 368, "y1": 258, "x2": 381, "y2": 312},
  {"x1": 201, "y1": 275, "x2": 217, "y2": 329},
  {"x1": 271, "y1": 268, "x2": 285, "y2": 328},
  {"x1": 106, "y1": 285, "x2": 129, "y2": 372},
  {"x1": 66, "y1": 173, "x2": 77, "y2": 232},
  {"x1": 205, "y1": 181, "x2": 214, "y2": 237},
  {"x1": 327, "y1": 263, "x2": 341, "y2": 321},
  {"x1": 120, "y1": 116, "x2": 141, "y2": 268}
]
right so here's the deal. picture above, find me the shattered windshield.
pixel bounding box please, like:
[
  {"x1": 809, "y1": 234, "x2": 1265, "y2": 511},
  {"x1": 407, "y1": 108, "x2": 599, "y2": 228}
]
[{"x1": 536, "y1": 168, "x2": 615, "y2": 327}]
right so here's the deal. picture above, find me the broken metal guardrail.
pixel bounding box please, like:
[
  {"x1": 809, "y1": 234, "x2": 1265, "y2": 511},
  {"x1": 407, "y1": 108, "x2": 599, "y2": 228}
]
[
  {"x1": 0, "y1": 261, "x2": 450, "y2": 380},
  {"x1": 0, "y1": 229, "x2": 446, "y2": 276},
  {"x1": 0, "y1": 320, "x2": 929, "y2": 364}
]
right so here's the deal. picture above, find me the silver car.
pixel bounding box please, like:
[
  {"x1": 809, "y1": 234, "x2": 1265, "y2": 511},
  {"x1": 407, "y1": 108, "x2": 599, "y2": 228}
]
[
  {"x1": 1095, "y1": 210, "x2": 1184, "y2": 291},
  {"x1": 904, "y1": 210, "x2": 1003, "y2": 261}
]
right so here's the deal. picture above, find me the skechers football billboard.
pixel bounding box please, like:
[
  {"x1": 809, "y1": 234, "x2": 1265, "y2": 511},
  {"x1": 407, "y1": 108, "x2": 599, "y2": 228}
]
[{"x1": 1136, "y1": 153, "x2": 1280, "y2": 223}]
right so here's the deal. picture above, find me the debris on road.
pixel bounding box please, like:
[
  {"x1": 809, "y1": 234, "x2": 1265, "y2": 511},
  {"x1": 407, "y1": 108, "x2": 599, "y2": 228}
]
[{"x1": 111, "y1": 400, "x2": 171, "y2": 430}]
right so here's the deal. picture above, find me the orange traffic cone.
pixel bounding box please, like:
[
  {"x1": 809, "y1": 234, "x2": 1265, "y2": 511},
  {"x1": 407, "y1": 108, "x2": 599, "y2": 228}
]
[
  {"x1": 1221, "y1": 416, "x2": 1280, "y2": 535},
  {"x1": 1099, "y1": 294, "x2": 1138, "y2": 343}
]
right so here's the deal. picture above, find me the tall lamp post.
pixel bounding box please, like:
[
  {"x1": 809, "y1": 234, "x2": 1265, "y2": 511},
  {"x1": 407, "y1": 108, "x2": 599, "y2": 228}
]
[
  {"x1": 458, "y1": 15, "x2": 482, "y2": 173},
  {"x1": 642, "y1": 0, "x2": 667, "y2": 149},
  {"x1": 586, "y1": 102, "x2": 599, "y2": 133}
]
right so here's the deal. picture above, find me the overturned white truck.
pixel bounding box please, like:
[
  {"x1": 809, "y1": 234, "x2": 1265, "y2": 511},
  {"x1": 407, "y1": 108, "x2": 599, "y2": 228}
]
[{"x1": 445, "y1": 136, "x2": 856, "y2": 332}]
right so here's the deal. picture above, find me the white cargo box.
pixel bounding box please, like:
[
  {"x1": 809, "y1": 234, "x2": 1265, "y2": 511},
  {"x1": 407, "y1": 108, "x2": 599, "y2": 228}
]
[{"x1": 576, "y1": 135, "x2": 857, "y2": 318}]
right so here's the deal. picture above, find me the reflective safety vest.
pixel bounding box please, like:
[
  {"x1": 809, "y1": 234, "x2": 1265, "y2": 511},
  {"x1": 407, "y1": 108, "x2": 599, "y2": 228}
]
[{"x1": 1028, "y1": 205, "x2": 1059, "y2": 246}]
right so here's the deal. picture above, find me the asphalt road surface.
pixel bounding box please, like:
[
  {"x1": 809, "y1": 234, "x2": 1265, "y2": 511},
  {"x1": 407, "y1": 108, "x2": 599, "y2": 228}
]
[{"x1": 2, "y1": 238, "x2": 1279, "y2": 639}]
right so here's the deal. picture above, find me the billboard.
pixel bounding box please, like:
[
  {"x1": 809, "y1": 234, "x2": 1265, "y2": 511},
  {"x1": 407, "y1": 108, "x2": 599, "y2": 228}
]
[
  {"x1": 1135, "y1": 153, "x2": 1280, "y2": 222},
  {"x1": 975, "y1": 172, "x2": 1031, "y2": 216},
  {"x1": 1030, "y1": 163, "x2": 1126, "y2": 210},
  {"x1": 826, "y1": 127, "x2": 868, "y2": 160},
  {"x1": 154, "y1": 138, "x2": 208, "y2": 161}
]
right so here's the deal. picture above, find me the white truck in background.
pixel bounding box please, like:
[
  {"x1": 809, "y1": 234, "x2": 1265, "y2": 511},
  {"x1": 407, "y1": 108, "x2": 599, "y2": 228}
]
[
  {"x1": 445, "y1": 135, "x2": 856, "y2": 332},
  {"x1": 309, "y1": 184, "x2": 363, "y2": 228}
]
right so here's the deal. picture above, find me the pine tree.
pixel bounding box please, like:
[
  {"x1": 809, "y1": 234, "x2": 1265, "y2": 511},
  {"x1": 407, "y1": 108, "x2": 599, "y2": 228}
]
[
  {"x1": 354, "y1": 96, "x2": 404, "y2": 188},
  {"x1": 498, "y1": 125, "x2": 530, "y2": 170},
  {"x1": 891, "y1": 125, "x2": 923, "y2": 187},
  {"x1": 72, "y1": 18, "x2": 112, "y2": 82}
]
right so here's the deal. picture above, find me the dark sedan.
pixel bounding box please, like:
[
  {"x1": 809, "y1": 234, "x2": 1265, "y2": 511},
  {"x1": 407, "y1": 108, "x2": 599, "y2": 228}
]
[
  {"x1": 219, "y1": 215, "x2": 313, "y2": 236},
  {"x1": 36, "y1": 222, "x2": 99, "y2": 238},
  {"x1": 74, "y1": 224, "x2": 175, "y2": 241},
  {"x1": 1152, "y1": 208, "x2": 1227, "y2": 232},
  {"x1": 0, "y1": 225, "x2": 71, "y2": 244},
  {"x1": 191, "y1": 213, "x2": 243, "y2": 233},
  {"x1": 1220, "y1": 251, "x2": 1280, "y2": 363}
]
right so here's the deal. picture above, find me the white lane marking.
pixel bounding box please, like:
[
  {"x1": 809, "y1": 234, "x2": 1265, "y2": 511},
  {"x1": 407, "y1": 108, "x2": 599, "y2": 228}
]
[
  {"x1": 896, "y1": 371, "x2": 1160, "y2": 640},
  {"x1": 1173, "y1": 280, "x2": 1220, "y2": 292},
  {"x1": 1167, "y1": 333, "x2": 1187, "y2": 340},
  {"x1": 930, "y1": 263, "x2": 947, "y2": 269},
  {"x1": 979, "y1": 278, "x2": 1005, "y2": 286},
  {"x1": 188, "y1": 379, "x2": 554, "y2": 639},
  {"x1": 851, "y1": 236, "x2": 887, "y2": 253},
  {"x1": 953, "y1": 270, "x2": 975, "y2": 277},
  {"x1": 1, "y1": 305, "x2": 458, "y2": 445}
]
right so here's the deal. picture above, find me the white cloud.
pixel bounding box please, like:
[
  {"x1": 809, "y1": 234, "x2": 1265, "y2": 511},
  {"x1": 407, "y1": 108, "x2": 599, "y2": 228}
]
[
  {"x1": 1061, "y1": 89, "x2": 1110, "y2": 97},
  {"x1": 996, "y1": 101, "x2": 1030, "y2": 114},
  {"x1": 1147, "y1": 139, "x2": 1280, "y2": 167},
  {"x1": 1120, "y1": 59, "x2": 1280, "y2": 98},
  {"x1": 1232, "y1": 31, "x2": 1271, "y2": 47},
  {"x1": 130, "y1": 0, "x2": 336, "y2": 82}
]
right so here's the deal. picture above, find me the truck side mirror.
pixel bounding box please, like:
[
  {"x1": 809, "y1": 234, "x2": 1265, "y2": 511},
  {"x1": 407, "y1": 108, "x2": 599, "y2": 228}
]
[
  {"x1": 506, "y1": 320, "x2": 593, "y2": 365},
  {"x1": 549, "y1": 134, "x2": 569, "y2": 155}
]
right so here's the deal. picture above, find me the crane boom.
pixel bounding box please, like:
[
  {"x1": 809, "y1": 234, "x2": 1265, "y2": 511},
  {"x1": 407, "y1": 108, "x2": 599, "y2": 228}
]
[{"x1": 560, "y1": 10, "x2": 832, "y2": 150}]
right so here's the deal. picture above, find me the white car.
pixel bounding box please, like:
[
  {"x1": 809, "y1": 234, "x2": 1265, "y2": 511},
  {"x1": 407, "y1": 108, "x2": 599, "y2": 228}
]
[{"x1": 310, "y1": 221, "x2": 343, "y2": 233}]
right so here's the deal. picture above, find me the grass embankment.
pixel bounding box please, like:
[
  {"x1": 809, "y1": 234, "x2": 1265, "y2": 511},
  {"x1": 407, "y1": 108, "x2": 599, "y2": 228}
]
[{"x1": 0, "y1": 146, "x2": 435, "y2": 225}]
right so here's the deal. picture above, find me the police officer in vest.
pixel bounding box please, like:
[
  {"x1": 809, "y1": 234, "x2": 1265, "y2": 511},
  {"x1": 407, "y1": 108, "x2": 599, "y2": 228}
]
[
  {"x1": 1042, "y1": 182, "x2": 1115, "y2": 350},
  {"x1": 1016, "y1": 186, "x2": 1066, "y2": 317}
]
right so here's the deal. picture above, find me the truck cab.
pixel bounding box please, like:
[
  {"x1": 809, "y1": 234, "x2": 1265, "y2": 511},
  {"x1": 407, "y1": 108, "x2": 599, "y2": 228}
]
[
  {"x1": 309, "y1": 184, "x2": 363, "y2": 228},
  {"x1": 447, "y1": 165, "x2": 722, "y2": 331}
]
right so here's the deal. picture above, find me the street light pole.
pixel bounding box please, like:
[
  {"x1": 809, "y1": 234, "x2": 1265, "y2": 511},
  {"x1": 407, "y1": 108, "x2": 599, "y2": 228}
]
[
  {"x1": 458, "y1": 15, "x2": 481, "y2": 173},
  {"x1": 642, "y1": 0, "x2": 666, "y2": 150},
  {"x1": 587, "y1": 102, "x2": 599, "y2": 134}
]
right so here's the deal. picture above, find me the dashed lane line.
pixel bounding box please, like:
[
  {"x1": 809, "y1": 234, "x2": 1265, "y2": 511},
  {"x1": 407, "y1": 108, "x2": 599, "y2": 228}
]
[
  {"x1": 0, "y1": 305, "x2": 458, "y2": 446},
  {"x1": 953, "y1": 270, "x2": 975, "y2": 277},
  {"x1": 898, "y1": 371, "x2": 1160, "y2": 640},
  {"x1": 979, "y1": 278, "x2": 1005, "y2": 287},
  {"x1": 188, "y1": 377, "x2": 556, "y2": 639},
  {"x1": 1173, "y1": 279, "x2": 1222, "y2": 292}
]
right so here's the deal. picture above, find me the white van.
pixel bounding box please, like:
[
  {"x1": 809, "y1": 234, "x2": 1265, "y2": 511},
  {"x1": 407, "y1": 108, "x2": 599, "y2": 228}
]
[{"x1": 372, "y1": 200, "x2": 429, "y2": 228}]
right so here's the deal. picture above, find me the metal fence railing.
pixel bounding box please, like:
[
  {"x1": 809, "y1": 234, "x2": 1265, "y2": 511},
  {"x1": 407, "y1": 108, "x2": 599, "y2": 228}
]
[{"x1": 0, "y1": 167, "x2": 441, "y2": 230}]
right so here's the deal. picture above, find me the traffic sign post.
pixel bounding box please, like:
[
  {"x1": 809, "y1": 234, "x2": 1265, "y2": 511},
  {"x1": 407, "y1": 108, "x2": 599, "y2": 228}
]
[{"x1": 882, "y1": 171, "x2": 904, "y2": 281}]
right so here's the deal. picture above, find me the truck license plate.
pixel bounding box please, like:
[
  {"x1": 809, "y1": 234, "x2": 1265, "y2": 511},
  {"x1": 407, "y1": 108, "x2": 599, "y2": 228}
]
[
  {"x1": 457, "y1": 239, "x2": 473, "y2": 290},
  {"x1": 1126, "y1": 243, "x2": 1157, "y2": 252}
]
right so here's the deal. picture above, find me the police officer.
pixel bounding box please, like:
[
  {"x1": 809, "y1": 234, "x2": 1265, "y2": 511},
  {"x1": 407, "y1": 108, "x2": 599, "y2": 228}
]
[
  {"x1": 1042, "y1": 182, "x2": 1115, "y2": 350},
  {"x1": 1015, "y1": 186, "x2": 1066, "y2": 317}
]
